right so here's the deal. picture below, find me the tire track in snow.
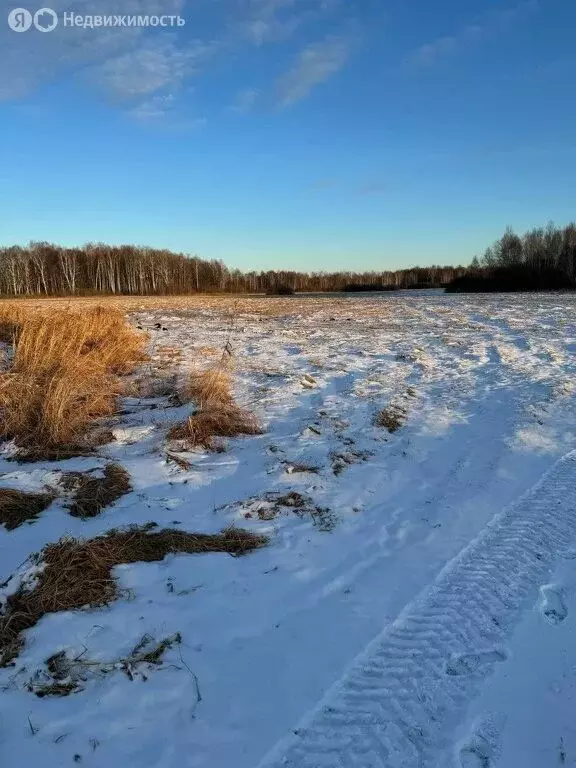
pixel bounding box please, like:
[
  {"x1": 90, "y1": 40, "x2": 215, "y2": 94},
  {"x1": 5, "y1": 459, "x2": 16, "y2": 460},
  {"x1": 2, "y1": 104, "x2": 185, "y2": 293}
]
[{"x1": 257, "y1": 451, "x2": 576, "y2": 768}]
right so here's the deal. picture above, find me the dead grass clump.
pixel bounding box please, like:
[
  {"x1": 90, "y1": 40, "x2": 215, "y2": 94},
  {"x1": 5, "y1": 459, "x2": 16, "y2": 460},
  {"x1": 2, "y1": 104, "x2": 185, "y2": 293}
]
[
  {"x1": 331, "y1": 448, "x2": 372, "y2": 475},
  {"x1": 274, "y1": 491, "x2": 307, "y2": 509},
  {"x1": 374, "y1": 406, "x2": 406, "y2": 433},
  {"x1": 242, "y1": 492, "x2": 336, "y2": 531},
  {"x1": 33, "y1": 681, "x2": 78, "y2": 698},
  {"x1": 180, "y1": 367, "x2": 233, "y2": 408},
  {"x1": 62, "y1": 464, "x2": 131, "y2": 519},
  {"x1": 0, "y1": 307, "x2": 147, "y2": 455},
  {"x1": 0, "y1": 524, "x2": 268, "y2": 666},
  {"x1": 284, "y1": 462, "x2": 320, "y2": 474},
  {"x1": 169, "y1": 405, "x2": 262, "y2": 449},
  {"x1": 29, "y1": 632, "x2": 183, "y2": 697},
  {"x1": 170, "y1": 363, "x2": 262, "y2": 450},
  {"x1": 165, "y1": 452, "x2": 193, "y2": 471},
  {"x1": 0, "y1": 488, "x2": 54, "y2": 530}
]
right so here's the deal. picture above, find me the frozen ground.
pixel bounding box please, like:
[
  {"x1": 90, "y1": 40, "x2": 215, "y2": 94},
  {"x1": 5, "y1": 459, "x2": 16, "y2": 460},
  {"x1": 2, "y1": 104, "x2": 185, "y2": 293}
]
[{"x1": 1, "y1": 292, "x2": 576, "y2": 768}]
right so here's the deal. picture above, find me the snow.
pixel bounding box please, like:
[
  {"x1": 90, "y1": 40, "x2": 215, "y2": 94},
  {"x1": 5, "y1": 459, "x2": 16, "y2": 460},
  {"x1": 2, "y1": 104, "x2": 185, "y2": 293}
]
[{"x1": 1, "y1": 292, "x2": 576, "y2": 767}]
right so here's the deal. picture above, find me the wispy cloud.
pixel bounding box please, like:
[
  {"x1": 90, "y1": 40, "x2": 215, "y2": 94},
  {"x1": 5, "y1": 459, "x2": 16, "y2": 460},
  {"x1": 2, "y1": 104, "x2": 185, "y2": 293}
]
[
  {"x1": 0, "y1": 0, "x2": 350, "y2": 121},
  {"x1": 404, "y1": 1, "x2": 539, "y2": 68},
  {"x1": 128, "y1": 93, "x2": 176, "y2": 120},
  {"x1": 239, "y1": 0, "x2": 330, "y2": 45},
  {"x1": 128, "y1": 95, "x2": 207, "y2": 130},
  {"x1": 234, "y1": 87, "x2": 260, "y2": 112},
  {"x1": 96, "y1": 40, "x2": 200, "y2": 99},
  {"x1": 277, "y1": 37, "x2": 351, "y2": 107}
]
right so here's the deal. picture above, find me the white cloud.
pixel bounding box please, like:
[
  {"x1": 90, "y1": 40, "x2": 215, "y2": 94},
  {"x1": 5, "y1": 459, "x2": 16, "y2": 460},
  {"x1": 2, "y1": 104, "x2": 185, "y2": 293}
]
[
  {"x1": 277, "y1": 37, "x2": 351, "y2": 106},
  {"x1": 405, "y1": 1, "x2": 539, "y2": 68},
  {"x1": 0, "y1": 0, "x2": 349, "y2": 119},
  {"x1": 128, "y1": 93, "x2": 176, "y2": 120},
  {"x1": 128, "y1": 93, "x2": 207, "y2": 129},
  {"x1": 97, "y1": 44, "x2": 190, "y2": 98},
  {"x1": 239, "y1": 0, "x2": 333, "y2": 45},
  {"x1": 94, "y1": 37, "x2": 220, "y2": 100}
]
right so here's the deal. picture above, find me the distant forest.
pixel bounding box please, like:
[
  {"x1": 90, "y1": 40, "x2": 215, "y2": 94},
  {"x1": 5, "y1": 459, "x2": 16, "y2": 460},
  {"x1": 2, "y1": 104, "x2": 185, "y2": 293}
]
[
  {"x1": 0, "y1": 242, "x2": 464, "y2": 296},
  {"x1": 0, "y1": 222, "x2": 574, "y2": 297},
  {"x1": 448, "y1": 222, "x2": 576, "y2": 293}
]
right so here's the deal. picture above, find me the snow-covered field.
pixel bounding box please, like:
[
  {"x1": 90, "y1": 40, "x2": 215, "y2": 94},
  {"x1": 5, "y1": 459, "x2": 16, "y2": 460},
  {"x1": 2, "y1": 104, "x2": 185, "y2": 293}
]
[{"x1": 2, "y1": 291, "x2": 576, "y2": 768}]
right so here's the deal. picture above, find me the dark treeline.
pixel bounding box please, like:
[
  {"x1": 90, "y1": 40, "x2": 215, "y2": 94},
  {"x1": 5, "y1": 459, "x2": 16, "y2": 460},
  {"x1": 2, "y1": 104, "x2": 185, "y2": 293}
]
[
  {"x1": 447, "y1": 222, "x2": 576, "y2": 293},
  {"x1": 0, "y1": 242, "x2": 465, "y2": 297},
  {"x1": 342, "y1": 283, "x2": 399, "y2": 292}
]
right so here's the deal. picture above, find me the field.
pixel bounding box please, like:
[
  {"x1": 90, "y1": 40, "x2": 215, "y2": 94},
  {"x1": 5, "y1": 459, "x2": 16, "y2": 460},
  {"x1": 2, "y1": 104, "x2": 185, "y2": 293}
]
[{"x1": 1, "y1": 292, "x2": 576, "y2": 768}]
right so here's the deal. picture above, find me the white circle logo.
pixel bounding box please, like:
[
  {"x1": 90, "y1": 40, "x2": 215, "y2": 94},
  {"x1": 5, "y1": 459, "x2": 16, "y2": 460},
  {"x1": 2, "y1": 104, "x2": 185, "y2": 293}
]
[
  {"x1": 34, "y1": 7, "x2": 57, "y2": 31},
  {"x1": 8, "y1": 7, "x2": 32, "y2": 31}
]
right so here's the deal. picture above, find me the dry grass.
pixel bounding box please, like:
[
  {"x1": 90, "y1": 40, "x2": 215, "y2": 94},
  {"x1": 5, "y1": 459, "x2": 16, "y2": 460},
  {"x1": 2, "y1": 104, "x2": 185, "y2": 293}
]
[
  {"x1": 170, "y1": 365, "x2": 262, "y2": 450},
  {"x1": 0, "y1": 294, "x2": 400, "y2": 322},
  {"x1": 284, "y1": 462, "x2": 320, "y2": 474},
  {"x1": 331, "y1": 448, "x2": 372, "y2": 475},
  {"x1": 0, "y1": 488, "x2": 54, "y2": 530},
  {"x1": 29, "y1": 632, "x2": 183, "y2": 697},
  {"x1": 180, "y1": 367, "x2": 233, "y2": 408},
  {"x1": 196, "y1": 345, "x2": 221, "y2": 357},
  {"x1": 240, "y1": 491, "x2": 337, "y2": 531},
  {"x1": 0, "y1": 307, "x2": 147, "y2": 456},
  {"x1": 374, "y1": 406, "x2": 406, "y2": 433},
  {"x1": 169, "y1": 405, "x2": 262, "y2": 449},
  {"x1": 0, "y1": 524, "x2": 268, "y2": 666},
  {"x1": 61, "y1": 464, "x2": 132, "y2": 519},
  {"x1": 0, "y1": 305, "x2": 27, "y2": 344},
  {"x1": 165, "y1": 452, "x2": 193, "y2": 471}
]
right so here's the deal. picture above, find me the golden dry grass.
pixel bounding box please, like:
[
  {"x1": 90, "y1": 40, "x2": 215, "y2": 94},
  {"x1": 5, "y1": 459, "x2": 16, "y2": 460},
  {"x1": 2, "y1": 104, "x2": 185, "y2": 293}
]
[
  {"x1": 169, "y1": 405, "x2": 262, "y2": 449},
  {"x1": 0, "y1": 524, "x2": 268, "y2": 666},
  {"x1": 0, "y1": 307, "x2": 147, "y2": 455},
  {"x1": 171, "y1": 365, "x2": 262, "y2": 449},
  {"x1": 0, "y1": 294, "x2": 381, "y2": 320},
  {"x1": 0, "y1": 305, "x2": 27, "y2": 344},
  {"x1": 180, "y1": 366, "x2": 233, "y2": 408}
]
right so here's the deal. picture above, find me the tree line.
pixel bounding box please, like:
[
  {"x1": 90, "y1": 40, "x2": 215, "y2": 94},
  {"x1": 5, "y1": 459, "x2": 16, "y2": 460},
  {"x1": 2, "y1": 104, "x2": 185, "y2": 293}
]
[
  {"x1": 0, "y1": 242, "x2": 466, "y2": 296},
  {"x1": 448, "y1": 221, "x2": 576, "y2": 292},
  {"x1": 2, "y1": 224, "x2": 572, "y2": 297}
]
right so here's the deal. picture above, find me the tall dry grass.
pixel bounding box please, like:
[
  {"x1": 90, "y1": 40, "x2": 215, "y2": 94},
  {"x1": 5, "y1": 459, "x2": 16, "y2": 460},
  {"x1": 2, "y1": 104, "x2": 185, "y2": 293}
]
[
  {"x1": 171, "y1": 364, "x2": 261, "y2": 449},
  {"x1": 0, "y1": 305, "x2": 28, "y2": 344},
  {"x1": 0, "y1": 307, "x2": 147, "y2": 454},
  {"x1": 181, "y1": 366, "x2": 233, "y2": 408}
]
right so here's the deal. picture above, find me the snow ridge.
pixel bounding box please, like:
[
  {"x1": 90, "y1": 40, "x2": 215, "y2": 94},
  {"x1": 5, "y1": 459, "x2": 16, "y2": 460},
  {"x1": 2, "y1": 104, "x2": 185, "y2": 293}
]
[{"x1": 257, "y1": 451, "x2": 576, "y2": 768}]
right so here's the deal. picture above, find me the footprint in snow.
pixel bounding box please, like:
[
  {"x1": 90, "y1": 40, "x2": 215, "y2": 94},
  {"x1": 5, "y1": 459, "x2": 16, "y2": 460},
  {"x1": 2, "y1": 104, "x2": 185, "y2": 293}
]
[
  {"x1": 445, "y1": 648, "x2": 507, "y2": 677},
  {"x1": 538, "y1": 584, "x2": 568, "y2": 625},
  {"x1": 459, "y1": 713, "x2": 505, "y2": 768}
]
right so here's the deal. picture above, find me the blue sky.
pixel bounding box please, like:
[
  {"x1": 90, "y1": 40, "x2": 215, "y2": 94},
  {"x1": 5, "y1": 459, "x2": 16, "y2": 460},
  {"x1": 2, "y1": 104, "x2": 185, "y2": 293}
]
[{"x1": 1, "y1": 0, "x2": 575, "y2": 271}]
